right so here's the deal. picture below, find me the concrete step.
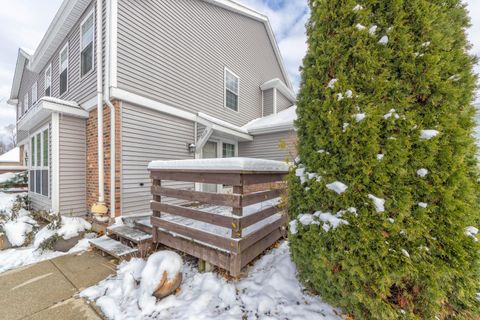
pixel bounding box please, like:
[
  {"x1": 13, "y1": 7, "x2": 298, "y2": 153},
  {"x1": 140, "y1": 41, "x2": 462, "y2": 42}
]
[
  {"x1": 89, "y1": 236, "x2": 138, "y2": 259},
  {"x1": 107, "y1": 225, "x2": 152, "y2": 244}
]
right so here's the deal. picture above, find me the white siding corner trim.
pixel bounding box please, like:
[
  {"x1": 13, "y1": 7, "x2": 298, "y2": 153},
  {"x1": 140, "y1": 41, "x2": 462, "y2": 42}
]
[
  {"x1": 51, "y1": 112, "x2": 60, "y2": 212},
  {"x1": 110, "y1": 0, "x2": 118, "y2": 88}
]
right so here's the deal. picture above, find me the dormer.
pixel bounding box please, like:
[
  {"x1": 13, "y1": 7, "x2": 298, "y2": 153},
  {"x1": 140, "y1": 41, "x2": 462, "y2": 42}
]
[{"x1": 261, "y1": 78, "x2": 296, "y2": 117}]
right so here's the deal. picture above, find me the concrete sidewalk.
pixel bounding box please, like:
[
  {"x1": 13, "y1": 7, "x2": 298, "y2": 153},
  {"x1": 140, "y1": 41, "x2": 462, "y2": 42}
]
[{"x1": 0, "y1": 251, "x2": 117, "y2": 320}]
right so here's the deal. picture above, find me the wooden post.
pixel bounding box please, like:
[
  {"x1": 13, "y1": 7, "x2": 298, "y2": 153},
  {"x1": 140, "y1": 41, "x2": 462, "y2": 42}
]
[
  {"x1": 231, "y1": 185, "x2": 243, "y2": 239},
  {"x1": 152, "y1": 178, "x2": 161, "y2": 243}
]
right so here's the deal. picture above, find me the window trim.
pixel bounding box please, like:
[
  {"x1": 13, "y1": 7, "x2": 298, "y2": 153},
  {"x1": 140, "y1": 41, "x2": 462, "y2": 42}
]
[
  {"x1": 29, "y1": 124, "x2": 50, "y2": 198},
  {"x1": 44, "y1": 63, "x2": 52, "y2": 96},
  {"x1": 31, "y1": 81, "x2": 38, "y2": 105},
  {"x1": 80, "y1": 9, "x2": 95, "y2": 79},
  {"x1": 224, "y1": 67, "x2": 240, "y2": 112},
  {"x1": 59, "y1": 42, "x2": 69, "y2": 97}
]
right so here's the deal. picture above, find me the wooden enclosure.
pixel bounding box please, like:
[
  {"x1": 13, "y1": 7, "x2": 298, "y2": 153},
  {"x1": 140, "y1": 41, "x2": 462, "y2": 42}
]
[{"x1": 149, "y1": 160, "x2": 289, "y2": 277}]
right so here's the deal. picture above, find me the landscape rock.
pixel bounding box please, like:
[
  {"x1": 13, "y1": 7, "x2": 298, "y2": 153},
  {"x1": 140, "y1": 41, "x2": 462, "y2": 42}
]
[
  {"x1": 153, "y1": 271, "x2": 183, "y2": 299},
  {"x1": 0, "y1": 233, "x2": 12, "y2": 250},
  {"x1": 52, "y1": 233, "x2": 84, "y2": 252}
]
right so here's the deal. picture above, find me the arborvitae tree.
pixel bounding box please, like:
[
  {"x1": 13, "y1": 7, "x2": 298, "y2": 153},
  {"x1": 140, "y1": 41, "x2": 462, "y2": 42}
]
[{"x1": 288, "y1": 1, "x2": 480, "y2": 319}]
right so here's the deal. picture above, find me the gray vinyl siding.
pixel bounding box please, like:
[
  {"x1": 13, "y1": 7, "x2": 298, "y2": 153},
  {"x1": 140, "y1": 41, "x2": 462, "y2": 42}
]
[
  {"x1": 17, "y1": 2, "x2": 97, "y2": 113},
  {"x1": 239, "y1": 131, "x2": 297, "y2": 162},
  {"x1": 277, "y1": 91, "x2": 293, "y2": 113},
  {"x1": 17, "y1": 67, "x2": 38, "y2": 120},
  {"x1": 121, "y1": 103, "x2": 195, "y2": 216},
  {"x1": 263, "y1": 89, "x2": 274, "y2": 116},
  {"x1": 117, "y1": 0, "x2": 287, "y2": 127},
  {"x1": 59, "y1": 115, "x2": 87, "y2": 216}
]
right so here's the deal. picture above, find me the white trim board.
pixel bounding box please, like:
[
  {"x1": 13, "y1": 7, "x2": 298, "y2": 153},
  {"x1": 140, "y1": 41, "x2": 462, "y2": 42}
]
[
  {"x1": 110, "y1": 87, "x2": 253, "y2": 141},
  {"x1": 260, "y1": 78, "x2": 296, "y2": 103}
]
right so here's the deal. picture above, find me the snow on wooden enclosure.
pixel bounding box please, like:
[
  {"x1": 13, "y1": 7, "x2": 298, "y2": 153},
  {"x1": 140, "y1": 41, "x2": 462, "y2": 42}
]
[{"x1": 148, "y1": 157, "x2": 289, "y2": 172}]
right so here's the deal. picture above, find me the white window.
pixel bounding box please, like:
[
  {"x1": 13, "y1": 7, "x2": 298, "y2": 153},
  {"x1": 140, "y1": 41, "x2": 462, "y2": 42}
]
[
  {"x1": 80, "y1": 11, "x2": 94, "y2": 77},
  {"x1": 224, "y1": 68, "x2": 239, "y2": 111},
  {"x1": 222, "y1": 143, "x2": 235, "y2": 158},
  {"x1": 29, "y1": 127, "x2": 49, "y2": 197},
  {"x1": 31, "y1": 82, "x2": 37, "y2": 104},
  {"x1": 24, "y1": 93, "x2": 29, "y2": 112},
  {"x1": 44, "y1": 64, "x2": 52, "y2": 96},
  {"x1": 59, "y1": 43, "x2": 69, "y2": 95}
]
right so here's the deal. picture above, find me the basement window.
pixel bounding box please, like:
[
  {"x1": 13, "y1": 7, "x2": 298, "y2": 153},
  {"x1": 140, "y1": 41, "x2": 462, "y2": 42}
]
[
  {"x1": 80, "y1": 11, "x2": 94, "y2": 77},
  {"x1": 59, "y1": 43, "x2": 69, "y2": 96},
  {"x1": 224, "y1": 68, "x2": 239, "y2": 111}
]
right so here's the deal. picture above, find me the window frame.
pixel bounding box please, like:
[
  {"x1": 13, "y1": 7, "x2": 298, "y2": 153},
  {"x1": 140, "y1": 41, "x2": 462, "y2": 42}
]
[
  {"x1": 29, "y1": 125, "x2": 50, "y2": 198},
  {"x1": 59, "y1": 42, "x2": 69, "y2": 97},
  {"x1": 80, "y1": 9, "x2": 95, "y2": 78},
  {"x1": 31, "y1": 82, "x2": 37, "y2": 105},
  {"x1": 224, "y1": 67, "x2": 240, "y2": 112},
  {"x1": 44, "y1": 64, "x2": 52, "y2": 97}
]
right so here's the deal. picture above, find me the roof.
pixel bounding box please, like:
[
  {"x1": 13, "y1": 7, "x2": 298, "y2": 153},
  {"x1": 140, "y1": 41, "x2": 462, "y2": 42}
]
[
  {"x1": 243, "y1": 106, "x2": 297, "y2": 135},
  {"x1": 10, "y1": 0, "x2": 293, "y2": 100},
  {"x1": 260, "y1": 78, "x2": 296, "y2": 103},
  {"x1": 149, "y1": 157, "x2": 289, "y2": 172},
  {"x1": 0, "y1": 147, "x2": 20, "y2": 163}
]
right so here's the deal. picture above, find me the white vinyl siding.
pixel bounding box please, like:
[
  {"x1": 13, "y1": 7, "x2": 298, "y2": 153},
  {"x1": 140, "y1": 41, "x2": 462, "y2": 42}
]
[
  {"x1": 59, "y1": 43, "x2": 69, "y2": 96},
  {"x1": 224, "y1": 68, "x2": 239, "y2": 111},
  {"x1": 80, "y1": 11, "x2": 94, "y2": 77}
]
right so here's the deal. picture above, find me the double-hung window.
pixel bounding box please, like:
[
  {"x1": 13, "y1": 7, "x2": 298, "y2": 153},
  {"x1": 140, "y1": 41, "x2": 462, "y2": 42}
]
[
  {"x1": 224, "y1": 68, "x2": 239, "y2": 111},
  {"x1": 31, "y1": 82, "x2": 37, "y2": 105},
  {"x1": 222, "y1": 143, "x2": 235, "y2": 158},
  {"x1": 80, "y1": 11, "x2": 94, "y2": 77},
  {"x1": 29, "y1": 128, "x2": 49, "y2": 197},
  {"x1": 24, "y1": 93, "x2": 29, "y2": 112},
  {"x1": 44, "y1": 65, "x2": 52, "y2": 96},
  {"x1": 59, "y1": 44, "x2": 69, "y2": 95}
]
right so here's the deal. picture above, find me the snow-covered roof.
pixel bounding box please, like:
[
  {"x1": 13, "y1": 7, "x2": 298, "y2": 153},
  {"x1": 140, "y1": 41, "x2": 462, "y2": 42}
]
[
  {"x1": 149, "y1": 157, "x2": 289, "y2": 172},
  {"x1": 243, "y1": 106, "x2": 297, "y2": 135},
  {"x1": 0, "y1": 148, "x2": 20, "y2": 163}
]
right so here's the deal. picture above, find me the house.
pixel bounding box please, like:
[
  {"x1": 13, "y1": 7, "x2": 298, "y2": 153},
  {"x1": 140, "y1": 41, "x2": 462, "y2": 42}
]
[
  {"x1": 0, "y1": 147, "x2": 26, "y2": 174},
  {"x1": 8, "y1": 0, "x2": 297, "y2": 217}
]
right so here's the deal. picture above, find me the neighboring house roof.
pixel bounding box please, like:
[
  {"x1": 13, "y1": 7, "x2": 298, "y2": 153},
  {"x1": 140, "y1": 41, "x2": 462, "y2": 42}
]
[
  {"x1": 9, "y1": 0, "x2": 293, "y2": 100},
  {"x1": 243, "y1": 106, "x2": 297, "y2": 135},
  {"x1": 0, "y1": 147, "x2": 20, "y2": 164}
]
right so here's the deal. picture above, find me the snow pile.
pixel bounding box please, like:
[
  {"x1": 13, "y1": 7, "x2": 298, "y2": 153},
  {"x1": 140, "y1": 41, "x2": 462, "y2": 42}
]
[
  {"x1": 33, "y1": 216, "x2": 92, "y2": 247},
  {"x1": 356, "y1": 23, "x2": 366, "y2": 31},
  {"x1": 149, "y1": 157, "x2": 289, "y2": 173},
  {"x1": 417, "y1": 168, "x2": 429, "y2": 177},
  {"x1": 352, "y1": 4, "x2": 363, "y2": 11},
  {"x1": 384, "y1": 109, "x2": 399, "y2": 120},
  {"x1": 418, "y1": 202, "x2": 428, "y2": 208},
  {"x1": 326, "y1": 181, "x2": 348, "y2": 194},
  {"x1": 378, "y1": 35, "x2": 389, "y2": 45},
  {"x1": 82, "y1": 242, "x2": 342, "y2": 320},
  {"x1": 0, "y1": 192, "x2": 18, "y2": 214},
  {"x1": 377, "y1": 154, "x2": 385, "y2": 160},
  {"x1": 242, "y1": 106, "x2": 297, "y2": 133},
  {"x1": 354, "y1": 113, "x2": 366, "y2": 122},
  {"x1": 465, "y1": 226, "x2": 478, "y2": 241},
  {"x1": 3, "y1": 212, "x2": 36, "y2": 247},
  {"x1": 420, "y1": 130, "x2": 440, "y2": 140},
  {"x1": 0, "y1": 147, "x2": 20, "y2": 163},
  {"x1": 315, "y1": 211, "x2": 349, "y2": 232},
  {"x1": 327, "y1": 78, "x2": 338, "y2": 89},
  {"x1": 369, "y1": 25, "x2": 378, "y2": 35},
  {"x1": 368, "y1": 194, "x2": 385, "y2": 212},
  {"x1": 0, "y1": 172, "x2": 18, "y2": 184}
]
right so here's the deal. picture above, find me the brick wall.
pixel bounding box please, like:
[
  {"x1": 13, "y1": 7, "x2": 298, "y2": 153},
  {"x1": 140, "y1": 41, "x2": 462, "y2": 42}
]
[{"x1": 86, "y1": 101, "x2": 121, "y2": 216}]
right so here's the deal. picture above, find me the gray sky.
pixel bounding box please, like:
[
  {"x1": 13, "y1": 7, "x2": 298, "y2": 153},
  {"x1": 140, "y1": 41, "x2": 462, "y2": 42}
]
[{"x1": 0, "y1": 0, "x2": 478, "y2": 142}]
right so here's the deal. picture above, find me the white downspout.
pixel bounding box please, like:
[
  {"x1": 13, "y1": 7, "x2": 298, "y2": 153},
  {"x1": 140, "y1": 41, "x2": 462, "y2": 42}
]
[
  {"x1": 96, "y1": 0, "x2": 105, "y2": 205},
  {"x1": 105, "y1": 0, "x2": 116, "y2": 218}
]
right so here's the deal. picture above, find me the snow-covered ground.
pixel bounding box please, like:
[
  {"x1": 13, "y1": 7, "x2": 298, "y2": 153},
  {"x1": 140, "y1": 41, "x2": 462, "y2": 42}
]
[
  {"x1": 0, "y1": 191, "x2": 93, "y2": 273},
  {"x1": 82, "y1": 242, "x2": 342, "y2": 320}
]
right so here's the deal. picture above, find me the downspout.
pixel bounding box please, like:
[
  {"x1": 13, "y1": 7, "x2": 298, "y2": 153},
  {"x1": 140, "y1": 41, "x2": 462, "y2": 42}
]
[
  {"x1": 105, "y1": 0, "x2": 116, "y2": 218},
  {"x1": 91, "y1": 0, "x2": 108, "y2": 217}
]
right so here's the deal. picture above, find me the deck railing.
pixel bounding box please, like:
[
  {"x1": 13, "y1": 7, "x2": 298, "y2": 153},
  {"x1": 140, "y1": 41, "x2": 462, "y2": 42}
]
[{"x1": 149, "y1": 158, "x2": 289, "y2": 277}]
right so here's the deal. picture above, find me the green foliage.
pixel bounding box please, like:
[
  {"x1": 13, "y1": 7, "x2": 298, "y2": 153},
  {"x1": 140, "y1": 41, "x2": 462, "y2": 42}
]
[
  {"x1": 288, "y1": 0, "x2": 480, "y2": 319},
  {"x1": 0, "y1": 172, "x2": 28, "y2": 190},
  {"x1": 37, "y1": 234, "x2": 63, "y2": 252},
  {"x1": 10, "y1": 194, "x2": 31, "y2": 219}
]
